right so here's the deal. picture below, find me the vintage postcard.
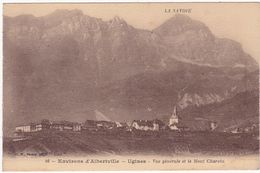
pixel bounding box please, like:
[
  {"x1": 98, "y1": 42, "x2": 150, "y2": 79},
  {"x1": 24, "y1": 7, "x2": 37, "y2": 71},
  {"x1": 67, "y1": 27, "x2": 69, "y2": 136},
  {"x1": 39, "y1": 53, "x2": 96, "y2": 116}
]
[{"x1": 2, "y1": 3, "x2": 260, "y2": 171}]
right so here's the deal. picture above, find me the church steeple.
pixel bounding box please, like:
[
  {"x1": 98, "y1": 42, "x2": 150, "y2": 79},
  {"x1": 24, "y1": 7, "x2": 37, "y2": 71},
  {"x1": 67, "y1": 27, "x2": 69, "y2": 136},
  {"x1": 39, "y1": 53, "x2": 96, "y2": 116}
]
[
  {"x1": 169, "y1": 106, "x2": 179, "y2": 125},
  {"x1": 171, "y1": 106, "x2": 177, "y2": 118}
]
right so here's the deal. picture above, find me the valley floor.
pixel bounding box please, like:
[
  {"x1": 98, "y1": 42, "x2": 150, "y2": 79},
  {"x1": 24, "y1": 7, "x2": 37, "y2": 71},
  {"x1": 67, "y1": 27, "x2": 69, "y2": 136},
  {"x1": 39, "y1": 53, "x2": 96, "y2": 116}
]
[{"x1": 3, "y1": 130, "x2": 259, "y2": 157}]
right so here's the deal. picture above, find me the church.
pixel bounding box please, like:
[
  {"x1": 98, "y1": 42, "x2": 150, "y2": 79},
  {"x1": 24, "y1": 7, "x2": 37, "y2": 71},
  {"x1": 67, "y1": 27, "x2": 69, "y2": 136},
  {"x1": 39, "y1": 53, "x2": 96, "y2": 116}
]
[{"x1": 169, "y1": 106, "x2": 179, "y2": 130}]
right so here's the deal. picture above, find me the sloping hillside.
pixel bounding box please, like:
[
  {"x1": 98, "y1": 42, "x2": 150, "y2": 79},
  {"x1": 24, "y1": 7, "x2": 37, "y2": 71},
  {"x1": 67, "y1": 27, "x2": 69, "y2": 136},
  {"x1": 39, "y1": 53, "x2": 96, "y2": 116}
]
[{"x1": 179, "y1": 90, "x2": 259, "y2": 131}]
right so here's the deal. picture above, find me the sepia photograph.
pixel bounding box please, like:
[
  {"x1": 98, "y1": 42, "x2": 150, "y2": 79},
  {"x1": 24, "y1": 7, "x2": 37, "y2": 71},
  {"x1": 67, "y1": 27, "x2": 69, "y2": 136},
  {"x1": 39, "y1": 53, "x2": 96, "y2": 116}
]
[{"x1": 2, "y1": 2, "x2": 260, "y2": 171}]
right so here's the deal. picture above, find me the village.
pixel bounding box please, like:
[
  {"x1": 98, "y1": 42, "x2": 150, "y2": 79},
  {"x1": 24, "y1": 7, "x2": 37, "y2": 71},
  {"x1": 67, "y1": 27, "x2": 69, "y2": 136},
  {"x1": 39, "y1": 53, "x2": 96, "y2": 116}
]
[
  {"x1": 9, "y1": 106, "x2": 259, "y2": 156},
  {"x1": 14, "y1": 106, "x2": 219, "y2": 135},
  {"x1": 14, "y1": 106, "x2": 257, "y2": 137}
]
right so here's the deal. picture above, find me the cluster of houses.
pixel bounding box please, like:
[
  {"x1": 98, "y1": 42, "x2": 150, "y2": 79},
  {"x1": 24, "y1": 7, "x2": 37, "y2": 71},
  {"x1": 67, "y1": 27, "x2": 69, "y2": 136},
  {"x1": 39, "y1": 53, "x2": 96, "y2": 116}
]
[
  {"x1": 227, "y1": 124, "x2": 259, "y2": 134},
  {"x1": 15, "y1": 106, "x2": 218, "y2": 134},
  {"x1": 15, "y1": 120, "x2": 82, "y2": 133}
]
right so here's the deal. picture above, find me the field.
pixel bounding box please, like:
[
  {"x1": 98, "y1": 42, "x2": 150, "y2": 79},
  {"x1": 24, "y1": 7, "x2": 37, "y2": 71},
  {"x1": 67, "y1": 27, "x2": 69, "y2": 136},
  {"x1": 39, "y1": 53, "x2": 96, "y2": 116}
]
[{"x1": 3, "y1": 130, "x2": 259, "y2": 157}]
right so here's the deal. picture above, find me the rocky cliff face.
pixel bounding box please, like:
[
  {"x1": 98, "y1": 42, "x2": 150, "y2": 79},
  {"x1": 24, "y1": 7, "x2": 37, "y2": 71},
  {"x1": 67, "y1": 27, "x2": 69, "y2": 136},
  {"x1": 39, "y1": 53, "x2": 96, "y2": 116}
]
[
  {"x1": 178, "y1": 93, "x2": 224, "y2": 109},
  {"x1": 154, "y1": 14, "x2": 258, "y2": 69},
  {"x1": 179, "y1": 90, "x2": 259, "y2": 132},
  {"x1": 3, "y1": 10, "x2": 259, "y2": 134}
]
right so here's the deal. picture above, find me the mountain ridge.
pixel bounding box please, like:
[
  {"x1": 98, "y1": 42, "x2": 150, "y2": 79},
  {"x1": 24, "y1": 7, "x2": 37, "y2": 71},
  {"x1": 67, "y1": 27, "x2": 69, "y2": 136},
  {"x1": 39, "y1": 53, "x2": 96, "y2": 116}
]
[{"x1": 4, "y1": 11, "x2": 258, "y2": 69}]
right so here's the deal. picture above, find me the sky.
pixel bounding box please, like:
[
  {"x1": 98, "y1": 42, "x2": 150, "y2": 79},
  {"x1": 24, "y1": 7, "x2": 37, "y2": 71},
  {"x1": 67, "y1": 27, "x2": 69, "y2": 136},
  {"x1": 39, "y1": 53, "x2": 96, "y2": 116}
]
[{"x1": 3, "y1": 3, "x2": 260, "y2": 63}]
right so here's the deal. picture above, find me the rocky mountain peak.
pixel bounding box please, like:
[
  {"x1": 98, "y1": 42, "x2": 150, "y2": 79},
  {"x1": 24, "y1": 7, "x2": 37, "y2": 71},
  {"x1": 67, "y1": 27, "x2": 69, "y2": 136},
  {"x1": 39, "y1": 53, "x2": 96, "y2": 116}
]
[
  {"x1": 153, "y1": 14, "x2": 258, "y2": 69},
  {"x1": 112, "y1": 16, "x2": 122, "y2": 22},
  {"x1": 41, "y1": 9, "x2": 89, "y2": 29},
  {"x1": 154, "y1": 14, "x2": 212, "y2": 37},
  {"x1": 108, "y1": 16, "x2": 128, "y2": 28}
]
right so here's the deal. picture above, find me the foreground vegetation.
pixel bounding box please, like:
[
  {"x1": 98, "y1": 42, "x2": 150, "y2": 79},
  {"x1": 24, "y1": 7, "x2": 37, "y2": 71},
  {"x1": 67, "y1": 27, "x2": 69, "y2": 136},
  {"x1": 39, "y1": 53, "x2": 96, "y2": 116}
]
[{"x1": 4, "y1": 130, "x2": 259, "y2": 157}]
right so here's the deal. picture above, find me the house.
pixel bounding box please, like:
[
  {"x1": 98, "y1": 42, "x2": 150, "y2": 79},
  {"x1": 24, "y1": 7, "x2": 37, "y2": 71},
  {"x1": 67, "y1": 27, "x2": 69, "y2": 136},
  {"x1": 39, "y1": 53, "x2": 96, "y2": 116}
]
[
  {"x1": 15, "y1": 119, "x2": 51, "y2": 133},
  {"x1": 113, "y1": 122, "x2": 132, "y2": 131},
  {"x1": 115, "y1": 122, "x2": 122, "y2": 128},
  {"x1": 15, "y1": 125, "x2": 31, "y2": 133},
  {"x1": 83, "y1": 120, "x2": 98, "y2": 131},
  {"x1": 231, "y1": 129, "x2": 239, "y2": 134},
  {"x1": 231, "y1": 128, "x2": 243, "y2": 134},
  {"x1": 132, "y1": 119, "x2": 164, "y2": 131},
  {"x1": 73, "y1": 123, "x2": 81, "y2": 131},
  {"x1": 169, "y1": 122, "x2": 189, "y2": 131},
  {"x1": 50, "y1": 121, "x2": 81, "y2": 131},
  {"x1": 210, "y1": 121, "x2": 218, "y2": 131},
  {"x1": 51, "y1": 121, "x2": 64, "y2": 131},
  {"x1": 29, "y1": 123, "x2": 37, "y2": 132},
  {"x1": 153, "y1": 119, "x2": 165, "y2": 130},
  {"x1": 169, "y1": 124, "x2": 179, "y2": 131},
  {"x1": 14, "y1": 119, "x2": 81, "y2": 134},
  {"x1": 132, "y1": 120, "x2": 153, "y2": 131},
  {"x1": 83, "y1": 120, "x2": 118, "y2": 131},
  {"x1": 96, "y1": 121, "x2": 117, "y2": 130},
  {"x1": 117, "y1": 122, "x2": 132, "y2": 131},
  {"x1": 243, "y1": 124, "x2": 259, "y2": 133},
  {"x1": 62, "y1": 121, "x2": 73, "y2": 131},
  {"x1": 34, "y1": 119, "x2": 51, "y2": 131}
]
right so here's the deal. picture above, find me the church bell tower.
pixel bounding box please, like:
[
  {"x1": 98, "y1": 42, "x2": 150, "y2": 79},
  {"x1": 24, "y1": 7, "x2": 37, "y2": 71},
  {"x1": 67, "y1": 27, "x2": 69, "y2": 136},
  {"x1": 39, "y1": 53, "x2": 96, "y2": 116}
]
[{"x1": 169, "y1": 106, "x2": 179, "y2": 125}]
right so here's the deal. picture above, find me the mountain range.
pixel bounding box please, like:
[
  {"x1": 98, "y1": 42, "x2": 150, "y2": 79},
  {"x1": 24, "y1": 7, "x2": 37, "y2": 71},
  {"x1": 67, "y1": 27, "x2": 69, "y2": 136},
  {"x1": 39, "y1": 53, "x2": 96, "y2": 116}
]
[{"x1": 3, "y1": 9, "x2": 259, "y2": 135}]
